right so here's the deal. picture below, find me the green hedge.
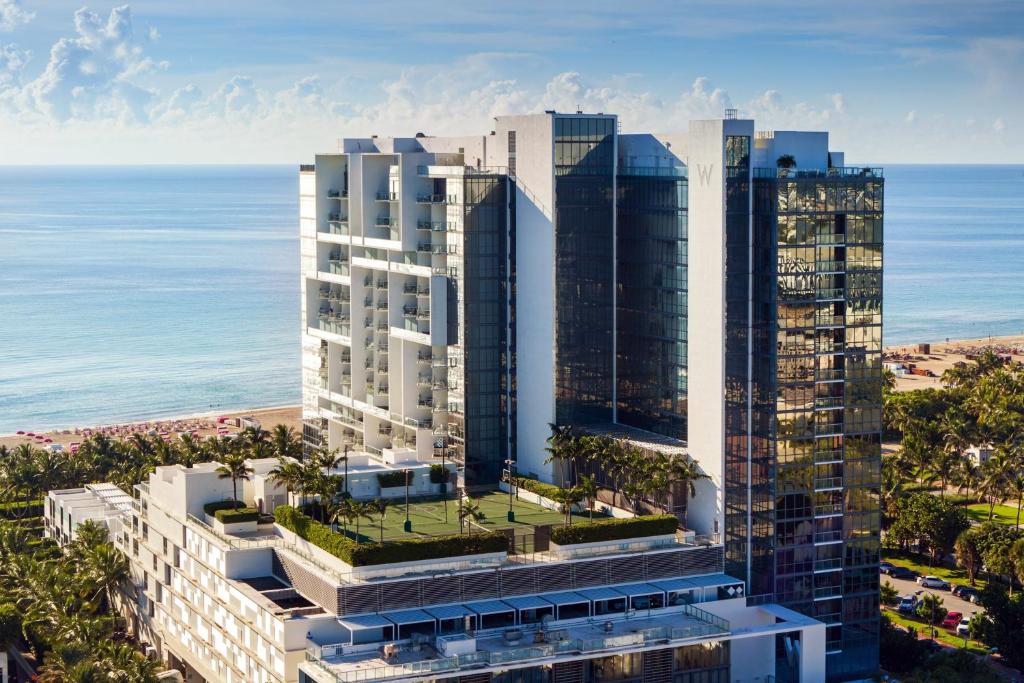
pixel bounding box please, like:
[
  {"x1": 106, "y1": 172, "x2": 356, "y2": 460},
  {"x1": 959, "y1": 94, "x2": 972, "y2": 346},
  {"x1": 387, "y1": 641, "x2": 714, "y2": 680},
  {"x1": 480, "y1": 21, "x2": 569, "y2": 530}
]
[
  {"x1": 377, "y1": 471, "x2": 412, "y2": 488},
  {"x1": 203, "y1": 500, "x2": 259, "y2": 524},
  {"x1": 509, "y1": 476, "x2": 562, "y2": 502},
  {"x1": 0, "y1": 500, "x2": 43, "y2": 519},
  {"x1": 274, "y1": 505, "x2": 509, "y2": 567},
  {"x1": 550, "y1": 514, "x2": 679, "y2": 545},
  {"x1": 429, "y1": 464, "x2": 451, "y2": 484}
]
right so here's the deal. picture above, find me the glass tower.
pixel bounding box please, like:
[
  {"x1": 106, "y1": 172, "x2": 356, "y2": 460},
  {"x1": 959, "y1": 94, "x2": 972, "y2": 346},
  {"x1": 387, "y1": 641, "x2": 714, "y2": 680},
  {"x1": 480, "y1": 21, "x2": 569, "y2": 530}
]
[{"x1": 753, "y1": 167, "x2": 884, "y2": 681}]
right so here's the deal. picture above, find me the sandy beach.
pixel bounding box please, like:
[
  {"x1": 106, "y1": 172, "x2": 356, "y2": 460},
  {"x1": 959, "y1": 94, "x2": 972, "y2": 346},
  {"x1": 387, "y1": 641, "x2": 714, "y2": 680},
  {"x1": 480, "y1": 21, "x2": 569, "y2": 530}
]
[
  {"x1": 884, "y1": 334, "x2": 1024, "y2": 391},
  {"x1": 0, "y1": 405, "x2": 302, "y2": 450}
]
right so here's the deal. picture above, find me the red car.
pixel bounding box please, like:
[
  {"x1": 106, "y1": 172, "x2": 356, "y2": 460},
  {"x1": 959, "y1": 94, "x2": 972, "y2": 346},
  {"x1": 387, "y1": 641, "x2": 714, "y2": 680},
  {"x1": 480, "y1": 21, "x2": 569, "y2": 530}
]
[{"x1": 942, "y1": 611, "x2": 963, "y2": 629}]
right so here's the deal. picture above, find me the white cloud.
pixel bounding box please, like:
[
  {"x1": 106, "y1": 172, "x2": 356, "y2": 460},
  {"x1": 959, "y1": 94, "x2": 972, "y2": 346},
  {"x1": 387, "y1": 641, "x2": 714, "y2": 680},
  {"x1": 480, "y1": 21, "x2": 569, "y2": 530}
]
[
  {"x1": 15, "y1": 5, "x2": 157, "y2": 123},
  {"x1": 993, "y1": 117, "x2": 1006, "y2": 132},
  {"x1": 147, "y1": 26, "x2": 159, "y2": 41},
  {"x1": 0, "y1": 42, "x2": 28, "y2": 84},
  {"x1": 905, "y1": 110, "x2": 917, "y2": 124},
  {"x1": 0, "y1": 0, "x2": 33, "y2": 32}
]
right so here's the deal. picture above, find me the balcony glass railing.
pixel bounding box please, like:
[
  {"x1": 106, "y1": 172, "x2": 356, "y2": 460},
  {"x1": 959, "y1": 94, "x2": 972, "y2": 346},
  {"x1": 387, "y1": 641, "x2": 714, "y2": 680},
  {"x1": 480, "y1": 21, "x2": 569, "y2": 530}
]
[
  {"x1": 327, "y1": 189, "x2": 348, "y2": 199},
  {"x1": 328, "y1": 222, "x2": 350, "y2": 235},
  {"x1": 814, "y1": 476, "x2": 843, "y2": 490},
  {"x1": 328, "y1": 261, "x2": 350, "y2": 276},
  {"x1": 814, "y1": 530, "x2": 843, "y2": 544},
  {"x1": 375, "y1": 216, "x2": 396, "y2": 227},
  {"x1": 814, "y1": 503, "x2": 843, "y2": 517},
  {"x1": 376, "y1": 191, "x2": 397, "y2": 201},
  {"x1": 814, "y1": 558, "x2": 843, "y2": 572}
]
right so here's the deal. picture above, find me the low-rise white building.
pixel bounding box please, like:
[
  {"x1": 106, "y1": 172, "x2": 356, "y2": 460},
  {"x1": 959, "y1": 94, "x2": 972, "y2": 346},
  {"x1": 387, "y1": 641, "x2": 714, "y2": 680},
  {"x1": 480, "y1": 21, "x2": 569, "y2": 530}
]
[{"x1": 46, "y1": 456, "x2": 828, "y2": 683}]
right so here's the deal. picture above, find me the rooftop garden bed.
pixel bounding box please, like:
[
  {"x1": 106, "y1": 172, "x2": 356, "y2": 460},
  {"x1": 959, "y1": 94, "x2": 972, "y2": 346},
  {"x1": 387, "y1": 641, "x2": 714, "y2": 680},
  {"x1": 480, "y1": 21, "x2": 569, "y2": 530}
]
[
  {"x1": 203, "y1": 500, "x2": 259, "y2": 524},
  {"x1": 274, "y1": 504, "x2": 509, "y2": 567},
  {"x1": 550, "y1": 514, "x2": 679, "y2": 546}
]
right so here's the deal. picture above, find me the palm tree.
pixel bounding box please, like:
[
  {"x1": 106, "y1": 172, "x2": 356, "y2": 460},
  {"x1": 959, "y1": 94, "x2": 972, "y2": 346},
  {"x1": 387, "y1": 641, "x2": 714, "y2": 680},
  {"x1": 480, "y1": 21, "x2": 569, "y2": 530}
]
[
  {"x1": 216, "y1": 452, "x2": 253, "y2": 505},
  {"x1": 458, "y1": 496, "x2": 485, "y2": 536},
  {"x1": 544, "y1": 424, "x2": 575, "y2": 486},
  {"x1": 371, "y1": 498, "x2": 391, "y2": 543},
  {"x1": 665, "y1": 454, "x2": 709, "y2": 527},
  {"x1": 354, "y1": 500, "x2": 375, "y2": 543},
  {"x1": 978, "y1": 451, "x2": 1012, "y2": 520},
  {"x1": 82, "y1": 542, "x2": 129, "y2": 613},
  {"x1": 240, "y1": 424, "x2": 270, "y2": 448},
  {"x1": 332, "y1": 497, "x2": 358, "y2": 536},
  {"x1": 577, "y1": 475, "x2": 598, "y2": 522},
  {"x1": 269, "y1": 459, "x2": 304, "y2": 506},
  {"x1": 271, "y1": 424, "x2": 303, "y2": 460},
  {"x1": 553, "y1": 487, "x2": 583, "y2": 525}
]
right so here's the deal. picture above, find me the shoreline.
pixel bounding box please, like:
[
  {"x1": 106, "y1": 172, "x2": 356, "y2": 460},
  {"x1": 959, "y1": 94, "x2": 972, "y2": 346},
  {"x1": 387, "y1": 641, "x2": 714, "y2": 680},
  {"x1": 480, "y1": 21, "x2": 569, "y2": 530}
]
[
  {"x1": 4, "y1": 333, "x2": 1024, "y2": 447},
  {"x1": 0, "y1": 404, "x2": 302, "y2": 450}
]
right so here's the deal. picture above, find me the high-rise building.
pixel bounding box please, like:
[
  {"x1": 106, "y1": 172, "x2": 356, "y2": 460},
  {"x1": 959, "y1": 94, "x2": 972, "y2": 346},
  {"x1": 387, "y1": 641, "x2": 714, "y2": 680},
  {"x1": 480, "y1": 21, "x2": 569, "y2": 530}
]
[{"x1": 298, "y1": 109, "x2": 882, "y2": 681}]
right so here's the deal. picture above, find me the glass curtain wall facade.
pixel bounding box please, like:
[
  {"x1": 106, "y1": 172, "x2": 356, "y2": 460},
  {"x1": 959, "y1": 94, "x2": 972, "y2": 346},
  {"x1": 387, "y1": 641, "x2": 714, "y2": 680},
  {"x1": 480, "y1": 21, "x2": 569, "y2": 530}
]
[
  {"x1": 553, "y1": 116, "x2": 616, "y2": 426},
  {"x1": 615, "y1": 168, "x2": 688, "y2": 441},
  {"x1": 754, "y1": 168, "x2": 883, "y2": 681},
  {"x1": 452, "y1": 174, "x2": 512, "y2": 485}
]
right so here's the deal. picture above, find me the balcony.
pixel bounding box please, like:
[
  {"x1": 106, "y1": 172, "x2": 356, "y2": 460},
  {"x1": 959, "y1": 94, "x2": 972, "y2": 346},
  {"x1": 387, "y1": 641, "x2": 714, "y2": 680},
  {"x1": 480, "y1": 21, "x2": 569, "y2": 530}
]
[
  {"x1": 814, "y1": 558, "x2": 843, "y2": 572},
  {"x1": 814, "y1": 584, "x2": 843, "y2": 599},
  {"x1": 815, "y1": 314, "x2": 845, "y2": 327},
  {"x1": 814, "y1": 396, "x2": 844, "y2": 409},
  {"x1": 814, "y1": 503, "x2": 843, "y2": 517},
  {"x1": 328, "y1": 260, "x2": 350, "y2": 276},
  {"x1": 317, "y1": 315, "x2": 351, "y2": 337},
  {"x1": 403, "y1": 283, "x2": 418, "y2": 294},
  {"x1": 416, "y1": 375, "x2": 432, "y2": 387},
  {"x1": 375, "y1": 216, "x2": 396, "y2": 228},
  {"x1": 328, "y1": 189, "x2": 348, "y2": 199},
  {"x1": 814, "y1": 423, "x2": 843, "y2": 436},
  {"x1": 815, "y1": 260, "x2": 845, "y2": 273},
  {"x1": 416, "y1": 193, "x2": 446, "y2": 204},
  {"x1": 814, "y1": 530, "x2": 843, "y2": 544},
  {"x1": 403, "y1": 305, "x2": 418, "y2": 316},
  {"x1": 814, "y1": 449, "x2": 843, "y2": 464},
  {"x1": 815, "y1": 288, "x2": 844, "y2": 300},
  {"x1": 376, "y1": 191, "x2": 397, "y2": 201},
  {"x1": 418, "y1": 220, "x2": 450, "y2": 232},
  {"x1": 816, "y1": 368, "x2": 844, "y2": 382},
  {"x1": 326, "y1": 221, "x2": 350, "y2": 236},
  {"x1": 416, "y1": 242, "x2": 432, "y2": 253},
  {"x1": 814, "y1": 476, "x2": 843, "y2": 491}
]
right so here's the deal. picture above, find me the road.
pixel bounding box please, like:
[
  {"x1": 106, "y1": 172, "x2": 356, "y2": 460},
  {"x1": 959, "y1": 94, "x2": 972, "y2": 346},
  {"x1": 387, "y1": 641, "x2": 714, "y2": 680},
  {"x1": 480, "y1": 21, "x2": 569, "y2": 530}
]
[{"x1": 882, "y1": 573, "x2": 982, "y2": 621}]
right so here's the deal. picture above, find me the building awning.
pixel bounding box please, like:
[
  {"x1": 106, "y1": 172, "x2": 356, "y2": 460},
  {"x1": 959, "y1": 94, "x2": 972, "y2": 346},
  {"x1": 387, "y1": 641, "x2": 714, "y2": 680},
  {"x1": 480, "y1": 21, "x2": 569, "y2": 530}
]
[
  {"x1": 502, "y1": 595, "x2": 554, "y2": 611},
  {"x1": 613, "y1": 583, "x2": 662, "y2": 597},
  {"x1": 385, "y1": 609, "x2": 434, "y2": 625},
  {"x1": 466, "y1": 600, "x2": 514, "y2": 616},
  {"x1": 542, "y1": 591, "x2": 589, "y2": 606},
  {"x1": 424, "y1": 604, "x2": 475, "y2": 621},
  {"x1": 578, "y1": 587, "x2": 626, "y2": 602},
  {"x1": 681, "y1": 574, "x2": 743, "y2": 589},
  {"x1": 651, "y1": 578, "x2": 696, "y2": 593},
  {"x1": 339, "y1": 614, "x2": 394, "y2": 630}
]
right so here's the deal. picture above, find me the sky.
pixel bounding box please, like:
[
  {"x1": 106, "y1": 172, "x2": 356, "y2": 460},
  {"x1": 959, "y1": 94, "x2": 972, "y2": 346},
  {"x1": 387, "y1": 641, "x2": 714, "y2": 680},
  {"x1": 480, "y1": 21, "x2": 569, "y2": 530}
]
[{"x1": 0, "y1": 0, "x2": 1021, "y2": 164}]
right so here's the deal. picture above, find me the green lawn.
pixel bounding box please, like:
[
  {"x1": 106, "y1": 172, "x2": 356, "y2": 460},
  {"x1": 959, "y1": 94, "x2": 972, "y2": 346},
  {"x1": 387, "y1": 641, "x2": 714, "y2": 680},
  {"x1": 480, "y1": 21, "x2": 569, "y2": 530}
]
[
  {"x1": 967, "y1": 503, "x2": 1023, "y2": 527},
  {"x1": 343, "y1": 490, "x2": 600, "y2": 542},
  {"x1": 882, "y1": 549, "x2": 989, "y2": 590},
  {"x1": 883, "y1": 608, "x2": 987, "y2": 654}
]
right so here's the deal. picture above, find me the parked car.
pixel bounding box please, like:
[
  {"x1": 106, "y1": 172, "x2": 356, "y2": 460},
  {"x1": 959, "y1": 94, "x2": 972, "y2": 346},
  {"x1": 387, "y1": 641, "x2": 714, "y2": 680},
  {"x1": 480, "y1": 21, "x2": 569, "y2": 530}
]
[
  {"x1": 954, "y1": 585, "x2": 981, "y2": 603},
  {"x1": 890, "y1": 566, "x2": 918, "y2": 581},
  {"x1": 880, "y1": 561, "x2": 896, "y2": 574},
  {"x1": 951, "y1": 584, "x2": 970, "y2": 597},
  {"x1": 941, "y1": 611, "x2": 963, "y2": 629},
  {"x1": 898, "y1": 594, "x2": 918, "y2": 614},
  {"x1": 918, "y1": 575, "x2": 951, "y2": 590},
  {"x1": 956, "y1": 616, "x2": 972, "y2": 636}
]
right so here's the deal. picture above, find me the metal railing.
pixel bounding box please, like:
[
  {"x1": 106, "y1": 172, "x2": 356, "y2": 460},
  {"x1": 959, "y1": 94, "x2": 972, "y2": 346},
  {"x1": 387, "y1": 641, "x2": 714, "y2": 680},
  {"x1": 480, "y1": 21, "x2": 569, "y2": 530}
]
[
  {"x1": 328, "y1": 189, "x2": 348, "y2": 198},
  {"x1": 814, "y1": 530, "x2": 843, "y2": 544},
  {"x1": 814, "y1": 476, "x2": 843, "y2": 490},
  {"x1": 814, "y1": 503, "x2": 843, "y2": 517},
  {"x1": 814, "y1": 558, "x2": 843, "y2": 572}
]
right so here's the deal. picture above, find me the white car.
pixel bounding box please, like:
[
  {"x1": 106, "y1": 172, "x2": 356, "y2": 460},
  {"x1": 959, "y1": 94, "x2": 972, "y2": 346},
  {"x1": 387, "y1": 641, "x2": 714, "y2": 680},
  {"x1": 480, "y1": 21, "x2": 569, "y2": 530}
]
[
  {"x1": 956, "y1": 617, "x2": 971, "y2": 636},
  {"x1": 917, "y1": 575, "x2": 950, "y2": 590}
]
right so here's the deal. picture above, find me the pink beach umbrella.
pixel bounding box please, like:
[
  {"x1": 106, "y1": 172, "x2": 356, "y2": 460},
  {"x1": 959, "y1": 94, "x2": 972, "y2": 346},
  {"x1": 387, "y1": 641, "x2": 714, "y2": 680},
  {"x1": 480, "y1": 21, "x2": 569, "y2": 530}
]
[{"x1": 15, "y1": 430, "x2": 24, "y2": 435}]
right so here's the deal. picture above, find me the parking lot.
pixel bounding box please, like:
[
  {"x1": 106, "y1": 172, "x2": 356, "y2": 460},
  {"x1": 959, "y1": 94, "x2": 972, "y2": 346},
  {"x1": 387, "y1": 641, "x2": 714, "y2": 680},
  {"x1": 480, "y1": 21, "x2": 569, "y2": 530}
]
[{"x1": 882, "y1": 572, "x2": 982, "y2": 621}]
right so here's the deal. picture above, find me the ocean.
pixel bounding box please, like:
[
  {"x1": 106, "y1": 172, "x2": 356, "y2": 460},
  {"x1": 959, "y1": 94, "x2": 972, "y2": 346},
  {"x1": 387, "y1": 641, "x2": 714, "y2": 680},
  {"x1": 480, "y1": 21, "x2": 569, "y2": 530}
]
[{"x1": 1, "y1": 164, "x2": 1022, "y2": 433}]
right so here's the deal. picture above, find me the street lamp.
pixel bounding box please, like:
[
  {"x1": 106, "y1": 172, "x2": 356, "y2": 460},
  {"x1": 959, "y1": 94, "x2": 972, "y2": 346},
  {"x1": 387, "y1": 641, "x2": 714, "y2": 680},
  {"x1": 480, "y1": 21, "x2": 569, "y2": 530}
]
[
  {"x1": 505, "y1": 457, "x2": 516, "y2": 522},
  {"x1": 342, "y1": 442, "x2": 350, "y2": 497},
  {"x1": 403, "y1": 468, "x2": 412, "y2": 532},
  {"x1": 435, "y1": 436, "x2": 448, "y2": 524}
]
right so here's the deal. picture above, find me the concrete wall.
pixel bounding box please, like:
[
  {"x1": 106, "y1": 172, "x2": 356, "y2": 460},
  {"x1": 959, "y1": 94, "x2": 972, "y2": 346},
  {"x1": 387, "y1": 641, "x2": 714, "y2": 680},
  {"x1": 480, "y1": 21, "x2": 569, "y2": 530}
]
[
  {"x1": 684, "y1": 119, "x2": 728, "y2": 538},
  {"x1": 493, "y1": 114, "x2": 557, "y2": 482}
]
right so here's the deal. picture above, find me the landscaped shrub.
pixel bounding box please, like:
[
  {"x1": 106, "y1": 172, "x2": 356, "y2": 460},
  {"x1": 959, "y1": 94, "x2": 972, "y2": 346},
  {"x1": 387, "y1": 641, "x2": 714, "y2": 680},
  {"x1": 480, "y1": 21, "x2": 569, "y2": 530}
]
[
  {"x1": 508, "y1": 475, "x2": 563, "y2": 502},
  {"x1": 376, "y1": 470, "x2": 412, "y2": 488},
  {"x1": 274, "y1": 505, "x2": 509, "y2": 567},
  {"x1": 429, "y1": 464, "x2": 451, "y2": 484},
  {"x1": 0, "y1": 499, "x2": 43, "y2": 519},
  {"x1": 550, "y1": 514, "x2": 678, "y2": 545},
  {"x1": 203, "y1": 500, "x2": 259, "y2": 524}
]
